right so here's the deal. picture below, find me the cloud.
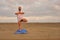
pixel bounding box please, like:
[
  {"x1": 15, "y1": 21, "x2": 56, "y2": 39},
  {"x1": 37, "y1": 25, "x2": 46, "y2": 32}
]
[{"x1": 53, "y1": 5, "x2": 60, "y2": 10}]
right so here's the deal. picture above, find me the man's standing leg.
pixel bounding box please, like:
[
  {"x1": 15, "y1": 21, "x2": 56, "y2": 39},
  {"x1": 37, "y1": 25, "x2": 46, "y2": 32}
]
[{"x1": 18, "y1": 21, "x2": 21, "y2": 30}]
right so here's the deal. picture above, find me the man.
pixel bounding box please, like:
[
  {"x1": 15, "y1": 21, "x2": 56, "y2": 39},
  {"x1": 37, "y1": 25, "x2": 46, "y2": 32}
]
[{"x1": 15, "y1": 6, "x2": 27, "y2": 30}]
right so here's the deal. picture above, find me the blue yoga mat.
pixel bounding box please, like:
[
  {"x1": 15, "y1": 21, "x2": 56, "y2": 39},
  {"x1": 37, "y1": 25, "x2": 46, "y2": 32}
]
[{"x1": 15, "y1": 29, "x2": 27, "y2": 34}]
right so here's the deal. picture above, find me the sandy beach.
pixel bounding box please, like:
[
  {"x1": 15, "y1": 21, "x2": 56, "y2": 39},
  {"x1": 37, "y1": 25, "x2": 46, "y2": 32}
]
[{"x1": 0, "y1": 23, "x2": 60, "y2": 40}]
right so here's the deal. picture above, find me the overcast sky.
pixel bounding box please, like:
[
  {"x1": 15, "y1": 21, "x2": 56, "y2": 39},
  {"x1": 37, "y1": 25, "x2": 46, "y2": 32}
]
[{"x1": 0, "y1": 0, "x2": 60, "y2": 22}]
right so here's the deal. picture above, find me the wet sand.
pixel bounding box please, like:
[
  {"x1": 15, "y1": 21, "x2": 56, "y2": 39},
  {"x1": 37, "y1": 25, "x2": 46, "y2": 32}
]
[{"x1": 0, "y1": 23, "x2": 60, "y2": 40}]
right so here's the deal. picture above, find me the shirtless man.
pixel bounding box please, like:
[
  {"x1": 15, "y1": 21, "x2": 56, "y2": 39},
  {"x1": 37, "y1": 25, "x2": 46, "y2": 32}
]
[{"x1": 15, "y1": 6, "x2": 27, "y2": 30}]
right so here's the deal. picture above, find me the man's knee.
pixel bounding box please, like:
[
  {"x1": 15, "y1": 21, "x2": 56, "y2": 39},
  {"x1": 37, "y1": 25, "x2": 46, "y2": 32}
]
[{"x1": 20, "y1": 18, "x2": 27, "y2": 22}]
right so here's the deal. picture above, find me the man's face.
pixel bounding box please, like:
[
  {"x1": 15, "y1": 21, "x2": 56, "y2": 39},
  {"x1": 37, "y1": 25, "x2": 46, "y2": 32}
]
[{"x1": 18, "y1": 7, "x2": 21, "y2": 11}]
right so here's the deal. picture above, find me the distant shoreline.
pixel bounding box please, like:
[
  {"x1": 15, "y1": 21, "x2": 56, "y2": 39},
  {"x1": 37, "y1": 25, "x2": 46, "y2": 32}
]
[{"x1": 0, "y1": 22, "x2": 60, "y2": 24}]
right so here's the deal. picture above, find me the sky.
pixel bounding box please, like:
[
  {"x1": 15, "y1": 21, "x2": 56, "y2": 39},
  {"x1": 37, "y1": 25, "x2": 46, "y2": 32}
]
[{"x1": 0, "y1": 0, "x2": 60, "y2": 23}]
